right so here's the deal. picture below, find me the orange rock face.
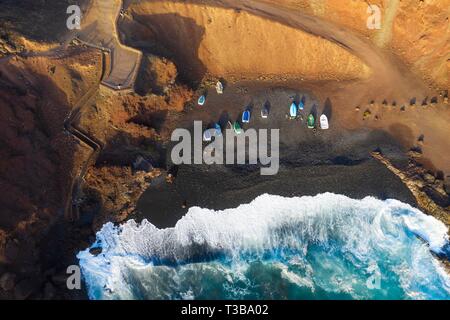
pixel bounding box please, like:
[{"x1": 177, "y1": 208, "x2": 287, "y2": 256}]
[{"x1": 125, "y1": 1, "x2": 372, "y2": 83}]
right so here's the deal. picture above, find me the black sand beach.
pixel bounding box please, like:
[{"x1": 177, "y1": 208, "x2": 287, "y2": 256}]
[
  {"x1": 136, "y1": 125, "x2": 416, "y2": 228},
  {"x1": 134, "y1": 84, "x2": 419, "y2": 228},
  {"x1": 136, "y1": 160, "x2": 415, "y2": 229}
]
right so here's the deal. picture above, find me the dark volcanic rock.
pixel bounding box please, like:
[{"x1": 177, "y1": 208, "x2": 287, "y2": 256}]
[
  {"x1": 0, "y1": 272, "x2": 16, "y2": 291},
  {"x1": 14, "y1": 278, "x2": 39, "y2": 300},
  {"x1": 43, "y1": 282, "x2": 56, "y2": 300}
]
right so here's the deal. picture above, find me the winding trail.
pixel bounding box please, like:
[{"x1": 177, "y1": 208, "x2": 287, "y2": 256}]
[
  {"x1": 0, "y1": 45, "x2": 109, "y2": 221},
  {"x1": 62, "y1": 52, "x2": 107, "y2": 221},
  {"x1": 11, "y1": 0, "x2": 142, "y2": 221},
  {"x1": 61, "y1": 0, "x2": 143, "y2": 221}
]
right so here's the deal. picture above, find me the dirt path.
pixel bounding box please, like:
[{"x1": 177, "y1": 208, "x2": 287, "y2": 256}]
[
  {"x1": 77, "y1": 0, "x2": 142, "y2": 89},
  {"x1": 62, "y1": 53, "x2": 106, "y2": 221}
]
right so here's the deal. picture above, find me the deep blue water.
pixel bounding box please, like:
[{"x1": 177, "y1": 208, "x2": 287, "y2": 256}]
[{"x1": 78, "y1": 193, "x2": 450, "y2": 300}]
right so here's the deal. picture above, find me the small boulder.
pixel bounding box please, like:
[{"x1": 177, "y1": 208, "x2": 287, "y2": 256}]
[
  {"x1": 417, "y1": 137, "x2": 424, "y2": 146},
  {"x1": 423, "y1": 173, "x2": 435, "y2": 184},
  {"x1": 444, "y1": 178, "x2": 450, "y2": 195},
  {"x1": 0, "y1": 272, "x2": 16, "y2": 291},
  {"x1": 89, "y1": 247, "x2": 102, "y2": 256},
  {"x1": 133, "y1": 155, "x2": 153, "y2": 172}
]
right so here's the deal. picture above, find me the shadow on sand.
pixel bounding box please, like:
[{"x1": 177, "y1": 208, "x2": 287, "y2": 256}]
[{"x1": 323, "y1": 98, "x2": 333, "y2": 121}]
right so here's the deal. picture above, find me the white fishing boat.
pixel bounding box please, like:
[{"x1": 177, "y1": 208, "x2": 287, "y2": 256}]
[
  {"x1": 320, "y1": 114, "x2": 329, "y2": 130},
  {"x1": 203, "y1": 129, "x2": 212, "y2": 141},
  {"x1": 261, "y1": 107, "x2": 269, "y2": 118},
  {"x1": 289, "y1": 102, "x2": 297, "y2": 119},
  {"x1": 216, "y1": 81, "x2": 224, "y2": 94}
]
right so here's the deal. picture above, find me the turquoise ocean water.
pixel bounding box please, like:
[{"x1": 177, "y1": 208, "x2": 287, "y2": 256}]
[{"x1": 78, "y1": 193, "x2": 450, "y2": 300}]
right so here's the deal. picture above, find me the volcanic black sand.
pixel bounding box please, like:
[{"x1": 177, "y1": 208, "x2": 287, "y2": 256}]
[
  {"x1": 136, "y1": 161, "x2": 415, "y2": 229},
  {"x1": 134, "y1": 84, "x2": 419, "y2": 228},
  {"x1": 136, "y1": 127, "x2": 416, "y2": 229},
  {"x1": 132, "y1": 84, "x2": 418, "y2": 227}
]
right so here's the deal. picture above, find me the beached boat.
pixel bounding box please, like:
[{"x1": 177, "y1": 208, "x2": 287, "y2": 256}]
[
  {"x1": 203, "y1": 129, "x2": 212, "y2": 141},
  {"x1": 298, "y1": 99, "x2": 304, "y2": 111},
  {"x1": 261, "y1": 106, "x2": 269, "y2": 118},
  {"x1": 198, "y1": 95, "x2": 206, "y2": 106},
  {"x1": 307, "y1": 114, "x2": 315, "y2": 128},
  {"x1": 233, "y1": 121, "x2": 243, "y2": 134},
  {"x1": 242, "y1": 110, "x2": 251, "y2": 123},
  {"x1": 216, "y1": 81, "x2": 224, "y2": 94},
  {"x1": 214, "y1": 123, "x2": 222, "y2": 136},
  {"x1": 289, "y1": 102, "x2": 297, "y2": 118},
  {"x1": 320, "y1": 114, "x2": 329, "y2": 129}
]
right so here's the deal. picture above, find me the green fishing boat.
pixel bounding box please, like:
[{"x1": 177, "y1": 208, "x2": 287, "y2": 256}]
[
  {"x1": 307, "y1": 114, "x2": 315, "y2": 128},
  {"x1": 233, "y1": 121, "x2": 243, "y2": 134}
]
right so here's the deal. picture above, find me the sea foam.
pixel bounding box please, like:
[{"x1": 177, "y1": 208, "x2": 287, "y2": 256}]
[{"x1": 77, "y1": 193, "x2": 450, "y2": 300}]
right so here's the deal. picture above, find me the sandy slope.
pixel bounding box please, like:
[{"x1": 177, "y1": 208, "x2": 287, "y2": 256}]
[
  {"x1": 126, "y1": 0, "x2": 430, "y2": 94},
  {"x1": 127, "y1": 1, "x2": 371, "y2": 82},
  {"x1": 256, "y1": 0, "x2": 449, "y2": 89}
]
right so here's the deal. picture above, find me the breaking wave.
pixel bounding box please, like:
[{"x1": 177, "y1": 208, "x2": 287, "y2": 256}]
[{"x1": 77, "y1": 193, "x2": 450, "y2": 300}]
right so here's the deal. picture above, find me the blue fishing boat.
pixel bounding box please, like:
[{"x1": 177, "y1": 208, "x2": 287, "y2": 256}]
[
  {"x1": 198, "y1": 95, "x2": 206, "y2": 106},
  {"x1": 214, "y1": 123, "x2": 222, "y2": 136},
  {"x1": 242, "y1": 110, "x2": 251, "y2": 123},
  {"x1": 298, "y1": 98, "x2": 304, "y2": 111}
]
